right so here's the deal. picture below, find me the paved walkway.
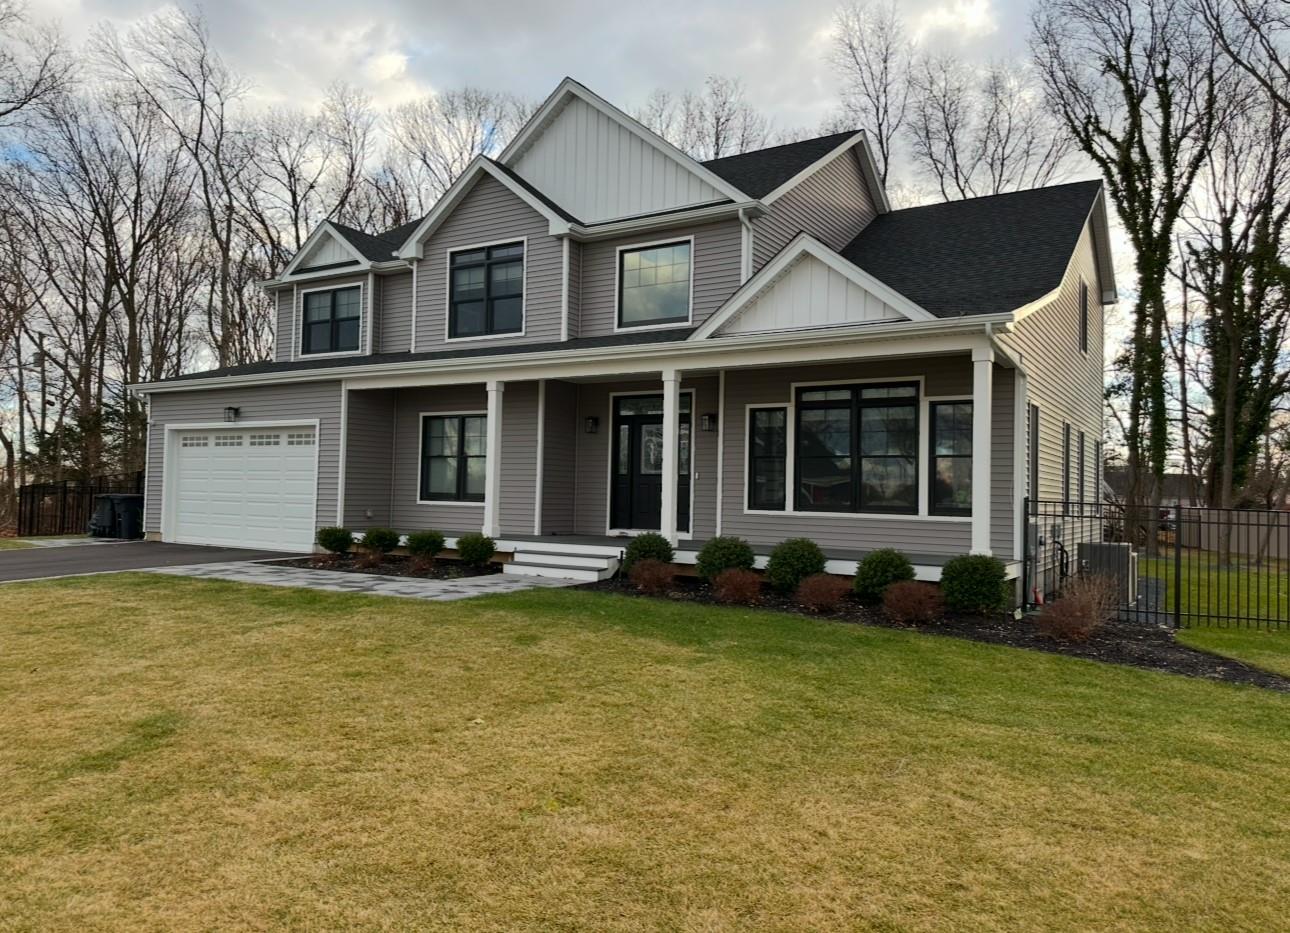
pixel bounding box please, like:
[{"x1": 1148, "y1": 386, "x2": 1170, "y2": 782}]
[{"x1": 148, "y1": 561, "x2": 581, "y2": 601}]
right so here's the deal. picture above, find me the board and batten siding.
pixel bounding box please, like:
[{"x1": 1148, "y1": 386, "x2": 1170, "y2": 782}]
[
  {"x1": 577, "y1": 219, "x2": 743, "y2": 337},
  {"x1": 541, "y1": 380, "x2": 579, "y2": 534},
  {"x1": 377, "y1": 270, "x2": 414, "y2": 354},
  {"x1": 343, "y1": 388, "x2": 395, "y2": 528},
  {"x1": 413, "y1": 175, "x2": 563, "y2": 353},
  {"x1": 144, "y1": 381, "x2": 343, "y2": 535},
  {"x1": 752, "y1": 149, "x2": 877, "y2": 272},
  {"x1": 388, "y1": 384, "x2": 488, "y2": 534}
]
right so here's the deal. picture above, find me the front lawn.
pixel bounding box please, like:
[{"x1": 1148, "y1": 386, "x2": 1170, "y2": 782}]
[
  {"x1": 0, "y1": 538, "x2": 35, "y2": 550},
  {"x1": 1177, "y1": 626, "x2": 1290, "y2": 678},
  {"x1": 1, "y1": 575, "x2": 1287, "y2": 929}
]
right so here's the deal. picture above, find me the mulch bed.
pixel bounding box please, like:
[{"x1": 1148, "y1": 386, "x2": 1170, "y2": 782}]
[
  {"x1": 582, "y1": 577, "x2": 1290, "y2": 692},
  {"x1": 269, "y1": 554, "x2": 500, "y2": 580}
]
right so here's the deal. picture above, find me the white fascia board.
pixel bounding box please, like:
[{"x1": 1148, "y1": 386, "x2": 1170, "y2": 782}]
[
  {"x1": 760, "y1": 131, "x2": 867, "y2": 205},
  {"x1": 280, "y1": 221, "x2": 371, "y2": 277},
  {"x1": 854, "y1": 132, "x2": 892, "y2": 214},
  {"x1": 1089, "y1": 189, "x2": 1118, "y2": 303},
  {"x1": 1009, "y1": 286, "x2": 1061, "y2": 324},
  {"x1": 497, "y1": 77, "x2": 754, "y2": 206},
  {"x1": 566, "y1": 200, "x2": 765, "y2": 242},
  {"x1": 690, "y1": 233, "x2": 937, "y2": 340}
]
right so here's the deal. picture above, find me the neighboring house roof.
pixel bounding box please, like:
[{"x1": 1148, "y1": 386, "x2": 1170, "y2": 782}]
[
  {"x1": 329, "y1": 218, "x2": 424, "y2": 263},
  {"x1": 701, "y1": 130, "x2": 863, "y2": 198},
  {"x1": 1104, "y1": 467, "x2": 1205, "y2": 502},
  {"x1": 841, "y1": 179, "x2": 1105, "y2": 318}
]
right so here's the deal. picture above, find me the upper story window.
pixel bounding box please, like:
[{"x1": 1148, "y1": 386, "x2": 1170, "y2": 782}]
[
  {"x1": 617, "y1": 240, "x2": 691, "y2": 329},
  {"x1": 302, "y1": 286, "x2": 361, "y2": 355},
  {"x1": 449, "y1": 242, "x2": 524, "y2": 339}
]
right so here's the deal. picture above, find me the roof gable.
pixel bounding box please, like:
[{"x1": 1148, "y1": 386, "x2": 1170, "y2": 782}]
[{"x1": 281, "y1": 222, "x2": 368, "y2": 277}]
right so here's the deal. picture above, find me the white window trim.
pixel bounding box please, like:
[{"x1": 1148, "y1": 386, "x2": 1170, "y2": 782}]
[
  {"x1": 442, "y1": 237, "x2": 528, "y2": 344},
  {"x1": 612, "y1": 235, "x2": 696, "y2": 333},
  {"x1": 415, "y1": 409, "x2": 490, "y2": 506},
  {"x1": 603, "y1": 388, "x2": 697, "y2": 539},
  {"x1": 296, "y1": 281, "x2": 366, "y2": 360}
]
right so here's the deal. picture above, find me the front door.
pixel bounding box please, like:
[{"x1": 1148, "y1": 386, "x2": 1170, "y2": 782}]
[{"x1": 611, "y1": 394, "x2": 691, "y2": 532}]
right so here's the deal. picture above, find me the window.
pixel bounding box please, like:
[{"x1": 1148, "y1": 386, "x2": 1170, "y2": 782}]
[
  {"x1": 420, "y1": 414, "x2": 487, "y2": 501},
  {"x1": 930, "y1": 401, "x2": 973, "y2": 515},
  {"x1": 287, "y1": 432, "x2": 315, "y2": 447},
  {"x1": 1028, "y1": 404, "x2": 1040, "y2": 502},
  {"x1": 795, "y1": 383, "x2": 918, "y2": 513},
  {"x1": 302, "y1": 286, "x2": 361, "y2": 355},
  {"x1": 1062, "y1": 422, "x2": 1072, "y2": 512},
  {"x1": 181, "y1": 435, "x2": 208, "y2": 448},
  {"x1": 1079, "y1": 280, "x2": 1089, "y2": 353},
  {"x1": 1078, "y1": 431, "x2": 1086, "y2": 509},
  {"x1": 214, "y1": 434, "x2": 242, "y2": 447},
  {"x1": 249, "y1": 433, "x2": 280, "y2": 447},
  {"x1": 748, "y1": 408, "x2": 787, "y2": 511},
  {"x1": 449, "y1": 242, "x2": 523, "y2": 339},
  {"x1": 617, "y1": 241, "x2": 691, "y2": 328}
]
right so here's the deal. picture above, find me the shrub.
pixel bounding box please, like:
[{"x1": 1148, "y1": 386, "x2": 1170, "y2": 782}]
[
  {"x1": 853, "y1": 548, "x2": 915, "y2": 604},
  {"x1": 455, "y1": 533, "x2": 496, "y2": 568},
  {"x1": 712, "y1": 568, "x2": 761, "y2": 605},
  {"x1": 360, "y1": 527, "x2": 400, "y2": 555},
  {"x1": 629, "y1": 558, "x2": 673, "y2": 595},
  {"x1": 940, "y1": 554, "x2": 1009, "y2": 614},
  {"x1": 882, "y1": 581, "x2": 945, "y2": 624},
  {"x1": 795, "y1": 573, "x2": 851, "y2": 612},
  {"x1": 1035, "y1": 574, "x2": 1117, "y2": 642},
  {"x1": 765, "y1": 538, "x2": 826, "y2": 593},
  {"x1": 316, "y1": 526, "x2": 352, "y2": 555},
  {"x1": 622, "y1": 532, "x2": 673, "y2": 572},
  {"x1": 695, "y1": 536, "x2": 756, "y2": 581},
  {"x1": 406, "y1": 530, "x2": 446, "y2": 561}
]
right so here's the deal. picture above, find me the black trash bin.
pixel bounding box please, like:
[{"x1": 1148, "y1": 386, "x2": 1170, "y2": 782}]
[{"x1": 89, "y1": 493, "x2": 145, "y2": 539}]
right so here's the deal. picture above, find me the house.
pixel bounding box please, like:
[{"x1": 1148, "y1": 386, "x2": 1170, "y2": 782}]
[{"x1": 130, "y1": 78, "x2": 1115, "y2": 586}]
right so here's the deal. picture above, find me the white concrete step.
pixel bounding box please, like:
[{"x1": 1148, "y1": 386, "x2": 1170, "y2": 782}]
[
  {"x1": 503, "y1": 563, "x2": 605, "y2": 582},
  {"x1": 510, "y1": 552, "x2": 616, "y2": 571},
  {"x1": 499, "y1": 539, "x2": 626, "y2": 559}
]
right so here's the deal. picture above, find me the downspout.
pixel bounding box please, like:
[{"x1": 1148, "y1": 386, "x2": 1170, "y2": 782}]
[{"x1": 738, "y1": 207, "x2": 754, "y2": 282}]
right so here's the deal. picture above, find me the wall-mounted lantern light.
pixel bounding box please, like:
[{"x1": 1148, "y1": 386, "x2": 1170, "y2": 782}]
[
  {"x1": 700, "y1": 413, "x2": 717, "y2": 432},
  {"x1": 224, "y1": 406, "x2": 240, "y2": 423},
  {"x1": 584, "y1": 416, "x2": 599, "y2": 434}
]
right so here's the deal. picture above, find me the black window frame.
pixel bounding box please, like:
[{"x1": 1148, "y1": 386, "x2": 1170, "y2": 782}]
[
  {"x1": 448, "y1": 241, "x2": 525, "y2": 340},
  {"x1": 794, "y1": 382, "x2": 920, "y2": 515},
  {"x1": 301, "y1": 285, "x2": 362, "y2": 355},
  {"x1": 1079, "y1": 280, "x2": 1089, "y2": 353},
  {"x1": 929, "y1": 400, "x2": 973, "y2": 517},
  {"x1": 747, "y1": 406, "x2": 788, "y2": 511},
  {"x1": 1028, "y1": 403, "x2": 1040, "y2": 502},
  {"x1": 419, "y1": 413, "x2": 487, "y2": 503},
  {"x1": 616, "y1": 239, "x2": 692, "y2": 329}
]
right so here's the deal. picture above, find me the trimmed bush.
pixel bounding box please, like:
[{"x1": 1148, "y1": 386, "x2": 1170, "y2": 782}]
[
  {"x1": 882, "y1": 581, "x2": 944, "y2": 624},
  {"x1": 795, "y1": 573, "x2": 851, "y2": 612},
  {"x1": 316, "y1": 526, "x2": 353, "y2": 555},
  {"x1": 765, "y1": 537, "x2": 826, "y2": 593},
  {"x1": 712, "y1": 568, "x2": 761, "y2": 605},
  {"x1": 629, "y1": 558, "x2": 673, "y2": 595},
  {"x1": 360, "y1": 527, "x2": 400, "y2": 555},
  {"x1": 853, "y1": 548, "x2": 915, "y2": 604},
  {"x1": 455, "y1": 533, "x2": 496, "y2": 568},
  {"x1": 622, "y1": 532, "x2": 673, "y2": 572},
  {"x1": 406, "y1": 530, "x2": 446, "y2": 560},
  {"x1": 940, "y1": 554, "x2": 1008, "y2": 614},
  {"x1": 1035, "y1": 574, "x2": 1117, "y2": 642},
  {"x1": 695, "y1": 536, "x2": 756, "y2": 581}
]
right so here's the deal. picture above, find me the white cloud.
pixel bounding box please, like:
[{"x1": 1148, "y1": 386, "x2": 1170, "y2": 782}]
[{"x1": 914, "y1": 0, "x2": 999, "y2": 41}]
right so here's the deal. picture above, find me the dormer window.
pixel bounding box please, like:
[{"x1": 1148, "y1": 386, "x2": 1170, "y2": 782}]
[
  {"x1": 617, "y1": 239, "x2": 692, "y2": 329},
  {"x1": 449, "y1": 241, "x2": 525, "y2": 339},
  {"x1": 302, "y1": 286, "x2": 361, "y2": 355}
]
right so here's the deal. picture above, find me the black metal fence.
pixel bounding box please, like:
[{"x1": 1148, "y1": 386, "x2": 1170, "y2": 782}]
[
  {"x1": 17, "y1": 472, "x2": 144, "y2": 537},
  {"x1": 1023, "y1": 497, "x2": 1290, "y2": 629}
]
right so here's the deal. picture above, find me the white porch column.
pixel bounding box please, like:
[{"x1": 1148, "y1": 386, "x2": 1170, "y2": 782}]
[
  {"x1": 972, "y1": 347, "x2": 994, "y2": 555},
  {"x1": 483, "y1": 380, "x2": 505, "y2": 538},
  {"x1": 660, "y1": 368, "x2": 681, "y2": 546}
]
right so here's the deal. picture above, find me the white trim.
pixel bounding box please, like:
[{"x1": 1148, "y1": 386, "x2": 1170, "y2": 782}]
[
  {"x1": 853, "y1": 132, "x2": 893, "y2": 214},
  {"x1": 365, "y1": 272, "x2": 374, "y2": 355},
  {"x1": 738, "y1": 207, "x2": 754, "y2": 282},
  {"x1": 760, "y1": 131, "x2": 866, "y2": 205},
  {"x1": 442, "y1": 237, "x2": 528, "y2": 344},
  {"x1": 715, "y1": 369, "x2": 726, "y2": 535},
  {"x1": 1010, "y1": 286, "x2": 1061, "y2": 323},
  {"x1": 414, "y1": 409, "x2": 490, "y2": 507},
  {"x1": 566, "y1": 201, "x2": 764, "y2": 241},
  {"x1": 560, "y1": 238, "x2": 570, "y2": 341},
  {"x1": 280, "y1": 221, "x2": 371, "y2": 278},
  {"x1": 690, "y1": 234, "x2": 936, "y2": 340},
  {"x1": 483, "y1": 382, "x2": 505, "y2": 536},
  {"x1": 611, "y1": 235, "x2": 696, "y2": 333},
  {"x1": 971, "y1": 347, "x2": 994, "y2": 555},
  {"x1": 142, "y1": 403, "x2": 152, "y2": 532},
  {"x1": 296, "y1": 281, "x2": 367, "y2": 360},
  {"x1": 1013, "y1": 368, "x2": 1028, "y2": 560},
  {"x1": 534, "y1": 379, "x2": 546, "y2": 535},
  {"x1": 337, "y1": 383, "x2": 349, "y2": 525},
  {"x1": 291, "y1": 284, "x2": 298, "y2": 362},
  {"x1": 604, "y1": 387, "x2": 697, "y2": 540},
  {"x1": 409, "y1": 258, "x2": 419, "y2": 352}
]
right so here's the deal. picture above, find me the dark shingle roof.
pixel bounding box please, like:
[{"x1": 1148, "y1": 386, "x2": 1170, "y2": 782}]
[
  {"x1": 329, "y1": 218, "x2": 423, "y2": 262},
  {"x1": 702, "y1": 130, "x2": 862, "y2": 198},
  {"x1": 840, "y1": 179, "x2": 1104, "y2": 317}
]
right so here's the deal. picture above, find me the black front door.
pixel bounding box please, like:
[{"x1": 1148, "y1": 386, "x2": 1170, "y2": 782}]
[{"x1": 611, "y1": 394, "x2": 691, "y2": 532}]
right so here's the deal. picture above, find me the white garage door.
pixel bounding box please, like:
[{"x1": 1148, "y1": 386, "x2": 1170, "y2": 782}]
[{"x1": 170, "y1": 426, "x2": 318, "y2": 552}]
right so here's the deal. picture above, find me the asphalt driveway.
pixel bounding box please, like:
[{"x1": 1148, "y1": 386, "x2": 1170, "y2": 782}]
[{"x1": 0, "y1": 541, "x2": 292, "y2": 583}]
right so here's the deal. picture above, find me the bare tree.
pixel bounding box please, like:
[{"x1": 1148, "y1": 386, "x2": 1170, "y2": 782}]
[
  {"x1": 1198, "y1": 0, "x2": 1290, "y2": 110},
  {"x1": 830, "y1": 0, "x2": 910, "y2": 185},
  {"x1": 637, "y1": 76, "x2": 771, "y2": 161},
  {"x1": 0, "y1": 0, "x2": 71, "y2": 127}
]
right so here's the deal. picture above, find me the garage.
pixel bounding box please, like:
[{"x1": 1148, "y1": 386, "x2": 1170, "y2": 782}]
[{"x1": 166, "y1": 424, "x2": 318, "y2": 552}]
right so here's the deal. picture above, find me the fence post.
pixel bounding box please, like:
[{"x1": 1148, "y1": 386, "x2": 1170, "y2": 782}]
[{"x1": 1173, "y1": 505, "x2": 1183, "y2": 629}]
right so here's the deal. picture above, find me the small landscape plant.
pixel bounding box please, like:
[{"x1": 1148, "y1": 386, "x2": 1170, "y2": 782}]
[
  {"x1": 853, "y1": 548, "x2": 915, "y2": 604},
  {"x1": 940, "y1": 554, "x2": 1008, "y2": 614},
  {"x1": 765, "y1": 537, "x2": 826, "y2": 593},
  {"x1": 316, "y1": 526, "x2": 352, "y2": 555},
  {"x1": 882, "y1": 581, "x2": 944, "y2": 624},
  {"x1": 360, "y1": 527, "x2": 400, "y2": 555},
  {"x1": 455, "y1": 533, "x2": 496, "y2": 568},
  {"x1": 406, "y1": 530, "x2": 446, "y2": 561},
  {"x1": 629, "y1": 557, "x2": 673, "y2": 595},
  {"x1": 1035, "y1": 574, "x2": 1117, "y2": 642},
  {"x1": 712, "y1": 568, "x2": 761, "y2": 605},
  {"x1": 795, "y1": 573, "x2": 851, "y2": 612},
  {"x1": 695, "y1": 536, "x2": 756, "y2": 581},
  {"x1": 622, "y1": 532, "x2": 673, "y2": 572}
]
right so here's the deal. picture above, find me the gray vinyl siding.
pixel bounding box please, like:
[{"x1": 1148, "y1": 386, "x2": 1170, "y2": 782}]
[
  {"x1": 388, "y1": 383, "x2": 488, "y2": 534},
  {"x1": 499, "y1": 381, "x2": 540, "y2": 536},
  {"x1": 413, "y1": 175, "x2": 563, "y2": 352},
  {"x1": 576, "y1": 219, "x2": 743, "y2": 337},
  {"x1": 541, "y1": 380, "x2": 578, "y2": 533},
  {"x1": 991, "y1": 367, "x2": 1015, "y2": 556},
  {"x1": 144, "y1": 381, "x2": 343, "y2": 534},
  {"x1": 751, "y1": 149, "x2": 878, "y2": 273},
  {"x1": 274, "y1": 289, "x2": 293, "y2": 362},
  {"x1": 566, "y1": 241, "x2": 582, "y2": 338},
  {"x1": 278, "y1": 273, "x2": 373, "y2": 362},
  {"x1": 343, "y1": 388, "x2": 395, "y2": 528},
  {"x1": 378, "y1": 270, "x2": 414, "y2": 354}
]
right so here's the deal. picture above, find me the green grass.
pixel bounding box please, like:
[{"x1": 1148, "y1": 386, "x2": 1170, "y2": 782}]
[
  {"x1": 0, "y1": 538, "x2": 35, "y2": 550},
  {"x1": 1177, "y1": 626, "x2": 1290, "y2": 678},
  {"x1": 1141, "y1": 553, "x2": 1290, "y2": 625},
  {"x1": 1, "y1": 574, "x2": 1287, "y2": 930}
]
